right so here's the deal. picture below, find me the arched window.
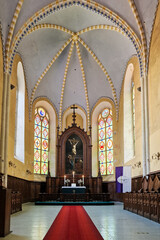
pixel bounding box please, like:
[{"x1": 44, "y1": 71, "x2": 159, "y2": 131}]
[
  {"x1": 34, "y1": 107, "x2": 49, "y2": 175},
  {"x1": 15, "y1": 62, "x2": 25, "y2": 162},
  {"x1": 132, "y1": 82, "x2": 135, "y2": 155},
  {"x1": 124, "y1": 63, "x2": 135, "y2": 162},
  {"x1": 98, "y1": 108, "x2": 113, "y2": 175}
]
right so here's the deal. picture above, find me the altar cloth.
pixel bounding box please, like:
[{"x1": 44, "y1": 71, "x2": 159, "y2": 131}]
[{"x1": 61, "y1": 186, "x2": 86, "y2": 193}]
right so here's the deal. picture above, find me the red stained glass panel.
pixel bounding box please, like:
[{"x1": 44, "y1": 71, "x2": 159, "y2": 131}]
[{"x1": 99, "y1": 141, "x2": 105, "y2": 151}]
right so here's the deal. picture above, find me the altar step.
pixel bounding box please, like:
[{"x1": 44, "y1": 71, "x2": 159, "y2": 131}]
[{"x1": 35, "y1": 201, "x2": 114, "y2": 206}]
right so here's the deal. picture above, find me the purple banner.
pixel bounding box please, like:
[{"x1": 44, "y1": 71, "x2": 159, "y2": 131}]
[{"x1": 116, "y1": 167, "x2": 123, "y2": 193}]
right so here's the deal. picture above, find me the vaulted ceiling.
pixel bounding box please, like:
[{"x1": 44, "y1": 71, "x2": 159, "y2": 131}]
[{"x1": 0, "y1": 0, "x2": 158, "y2": 126}]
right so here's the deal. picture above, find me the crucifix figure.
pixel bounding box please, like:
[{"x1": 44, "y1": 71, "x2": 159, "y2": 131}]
[
  {"x1": 68, "y1": 138, "x2": 79, "y2": 171},
  {"x1": 69, "y1": 138, "x2": 79, "y2": 156},
  {"x1": 71, "y1": 104, "x2": 78, "y2": 126}
]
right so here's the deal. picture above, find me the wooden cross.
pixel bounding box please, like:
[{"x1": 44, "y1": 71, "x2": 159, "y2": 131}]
[{"x1": 71, "y1": 104, "x2": 78, "y2": 126}]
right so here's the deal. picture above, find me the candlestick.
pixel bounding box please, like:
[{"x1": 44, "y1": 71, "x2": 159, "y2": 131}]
[
  {"x1": 73, "y1": 171, "x2": 75, "y2": 183},
  {"x1": 82, "y1": 175, "x2": 84, "y2": 185}
]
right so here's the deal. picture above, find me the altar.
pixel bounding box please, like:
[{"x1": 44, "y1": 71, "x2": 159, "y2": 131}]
[{"x1": 61, "y1": 186, "x2": 86, "y2": 194}]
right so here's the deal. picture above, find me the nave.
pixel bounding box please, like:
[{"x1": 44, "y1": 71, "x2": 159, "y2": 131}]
[{"x1": 1, "y1": 203, "x2": 160, "y2": 240}]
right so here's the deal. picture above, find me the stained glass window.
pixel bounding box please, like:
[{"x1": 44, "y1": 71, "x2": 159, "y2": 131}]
[
  {"x1": 34, "y1": 107, "x2": 49, "y2": 175},
  {"x1": 132, "y1": 82, "x2": 135, "y2": 155},
  {"x1": 98, "y1": 108, "x2": 113, "y2": 175}
]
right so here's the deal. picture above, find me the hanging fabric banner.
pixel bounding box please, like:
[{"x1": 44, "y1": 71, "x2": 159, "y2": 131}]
[{"x1": 116, "y1": 166, "x2": 131, "y2": 193}]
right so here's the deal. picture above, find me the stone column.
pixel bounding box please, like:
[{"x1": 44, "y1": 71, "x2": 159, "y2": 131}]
[
  {"x1": 140, "y1": 76, "x2": 147, "y2": 176},
  {"x1": 0, "y1": 72, "x2": 11, "y2": 188},
  {"x1": 141, "y1": 74, "x2": 150, "y2": 177},
  {"x1": 144, "y1": 73, "x2": 150, "y2": 175}
]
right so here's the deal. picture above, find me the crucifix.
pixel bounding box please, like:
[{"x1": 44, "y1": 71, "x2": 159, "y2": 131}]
[{"x1": 71, "y1": 104, "x2": 78, "y2": 126}]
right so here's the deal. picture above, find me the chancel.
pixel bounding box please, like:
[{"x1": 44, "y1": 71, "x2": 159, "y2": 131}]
[{"x1": 0, "y1": 0, "x2": 160, "y2": 239}]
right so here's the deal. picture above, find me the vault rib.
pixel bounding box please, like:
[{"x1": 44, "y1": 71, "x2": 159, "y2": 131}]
[
  {"x1": 30, "y1": 37, "x2": 72, "y2": 115},
  {"x1": 78, "y1": 36, "x2": 118, "y2": 119},
  {"x1": 59, "y1": 40, "x2": 75, "y2": 131},
  {"x1": 75, "y1": 41, "x2": 90, "y2": 131}
]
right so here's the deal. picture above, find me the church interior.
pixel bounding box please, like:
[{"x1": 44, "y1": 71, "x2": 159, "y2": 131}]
[{"x1": 0, "y1": 0, "x2": 160, "y2": 239}]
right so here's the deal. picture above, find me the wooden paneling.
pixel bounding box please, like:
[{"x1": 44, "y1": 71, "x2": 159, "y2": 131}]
[
  {"x1": 0, "y1": 188, "x2": 11, "y2": 237},
  {"x1": 102, "y1": 181, "x2": 124, "y2": 202},
  {"x1": 46, "y1": 176, "x2": 102, "y2": 195},
  {"x1": 7, "y1": 175, "x2": 45, "y2": 203},
  {"x1": 11, "y1": 192, "x2": 22, "y2": 214}
]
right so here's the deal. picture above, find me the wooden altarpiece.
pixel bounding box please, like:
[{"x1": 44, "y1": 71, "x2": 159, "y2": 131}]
[
  {"x1": 46, "y1": 105, "x2": 102, "y2": 195},
  {"x1": 46, "y1": 125, "x2": 102, "y2": 194},
  {"x1": 56, "y1": 125, "x2": 92, "y2": 178}
]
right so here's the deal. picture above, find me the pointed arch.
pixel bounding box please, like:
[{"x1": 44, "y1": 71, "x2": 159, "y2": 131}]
[
  {"x1": 33, "y1": 98, "x2": 58, "y2": 177},
  {"x1": 14, "y1": 61, "x2": 25, "y2": 163},
  {"x1": 123, "y1": 63, "x2": 135, "y2": 163}
]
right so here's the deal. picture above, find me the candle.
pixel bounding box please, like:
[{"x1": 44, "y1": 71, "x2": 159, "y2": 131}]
[
  {"x1": 73, "y1": 171, "x2": 75, "y2": 183},
  {"x1": 82, "y1": 175, "x2": 84, "y2": 185},
  {"x1": 64, "y1": 175, "x2": 66, "y2": 185}
]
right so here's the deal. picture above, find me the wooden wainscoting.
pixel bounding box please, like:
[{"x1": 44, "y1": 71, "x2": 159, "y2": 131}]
[{"x1": 7, "y1": 175, "x2": 46, "y2": 203}]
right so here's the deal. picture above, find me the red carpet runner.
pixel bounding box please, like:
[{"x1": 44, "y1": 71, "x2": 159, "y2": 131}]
[{"x1": 43, "y1": 206, "x2": 104, "y2": 240}]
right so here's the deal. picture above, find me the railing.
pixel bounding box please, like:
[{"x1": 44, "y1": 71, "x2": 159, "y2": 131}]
[{"x1": 39, "y1": 193, "x2": 110, "y2": 202}]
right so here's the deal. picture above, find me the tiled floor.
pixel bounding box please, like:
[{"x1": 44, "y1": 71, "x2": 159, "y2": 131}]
[{"x1": 1, "y1": 202, "x2": 160, "y2": 240}]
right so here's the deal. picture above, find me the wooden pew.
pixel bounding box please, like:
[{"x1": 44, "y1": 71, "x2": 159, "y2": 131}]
[{"x1": 123, "y1": 174, "x2": 160, "y2": 223}]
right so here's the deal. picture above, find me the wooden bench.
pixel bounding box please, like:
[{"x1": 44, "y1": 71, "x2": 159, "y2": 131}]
[{"x1": 124, "y1": 174, "x2": 160, "y2": 223}]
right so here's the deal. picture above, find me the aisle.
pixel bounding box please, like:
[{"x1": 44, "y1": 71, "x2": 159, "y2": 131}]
[{"x1": 1, "y1": 203, "x2": 160, "y2": 240}]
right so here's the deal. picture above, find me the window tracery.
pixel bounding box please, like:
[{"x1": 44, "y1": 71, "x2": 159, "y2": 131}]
[
  {"x1": 34, "y1": 107, "x2": 49, "y2": 175},
  {"x1": 98, "y1": 108, "x2": 113, "y2": 175}
]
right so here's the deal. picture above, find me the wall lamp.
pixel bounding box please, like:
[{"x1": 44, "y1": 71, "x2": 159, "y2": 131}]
[
  {"x1": 137, "y1": 87, "x2": 141, "y2": 92},
  {"x1": 10, "y1": 84, "x2": 15, "y2": 90},
  {"x1": 26, "y1": 169, "x2": 32, "y2": 175},
  {"x1": 132, "y1": 161, "x2": 141, "y2": 169},
  {"x1": 152, "y1": 152, "x2": 160, "y2": 160},
  {"x1": 9, "y1": 161, "x2": 16, "y2": 168}
]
